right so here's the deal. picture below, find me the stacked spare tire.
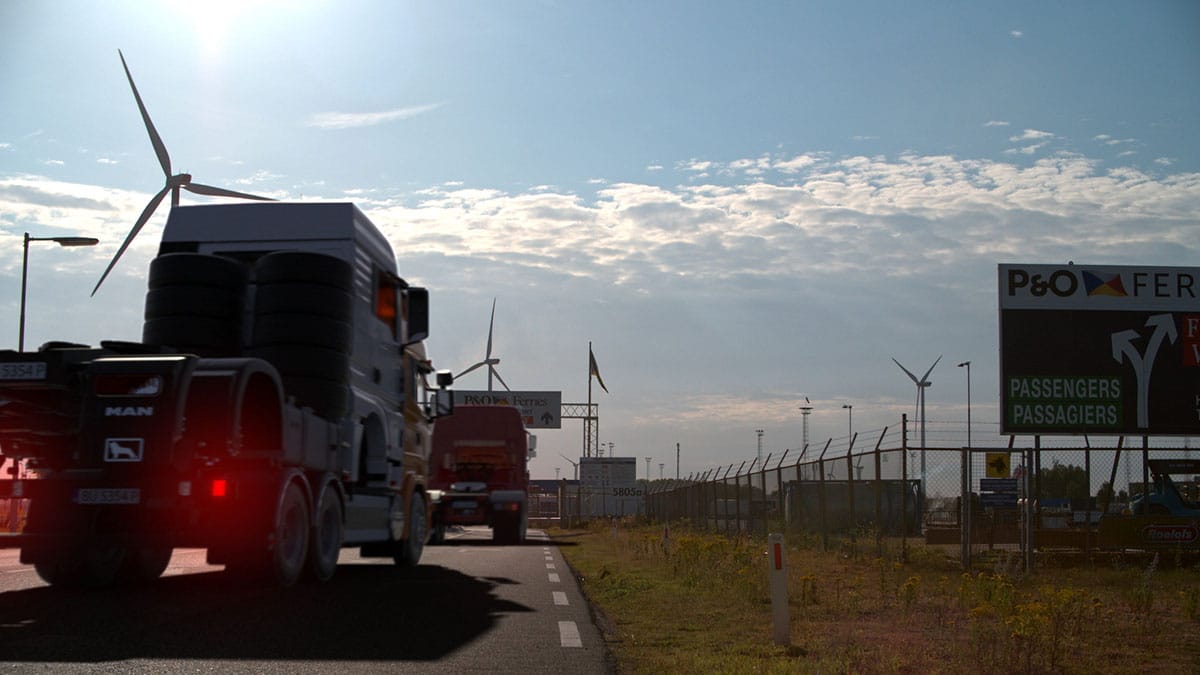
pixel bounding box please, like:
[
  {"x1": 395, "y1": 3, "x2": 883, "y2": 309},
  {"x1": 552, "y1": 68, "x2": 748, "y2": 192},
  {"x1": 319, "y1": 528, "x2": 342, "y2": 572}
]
[
  {"x1": 143, "y1": 253, "x2": 248, "y2": 357},
  {"x1": 142, "y1": 250, "x2": 354, "y2": 420}
]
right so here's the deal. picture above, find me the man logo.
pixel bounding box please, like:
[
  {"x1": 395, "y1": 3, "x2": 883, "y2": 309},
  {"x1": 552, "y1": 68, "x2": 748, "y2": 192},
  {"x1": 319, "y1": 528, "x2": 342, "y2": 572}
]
[
  {"x1": 105, "y1": 438, "x2": 144, "y2": 462},
  {"x1": 105, "y1": 406, "x2": 154, "y2": 417}
]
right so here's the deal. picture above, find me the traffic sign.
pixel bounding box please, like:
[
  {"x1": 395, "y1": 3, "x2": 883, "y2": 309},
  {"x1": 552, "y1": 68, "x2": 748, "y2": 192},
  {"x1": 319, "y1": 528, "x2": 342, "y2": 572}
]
[{"x1": 452, "y1": 390, "x2": 562, "y2": 428}]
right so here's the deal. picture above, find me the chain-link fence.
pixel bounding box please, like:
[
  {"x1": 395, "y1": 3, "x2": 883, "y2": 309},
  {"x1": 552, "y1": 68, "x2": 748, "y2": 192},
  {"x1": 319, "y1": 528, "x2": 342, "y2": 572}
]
[{"x1": 645, "y1": 415, "x2": 1200, "y2": 569}]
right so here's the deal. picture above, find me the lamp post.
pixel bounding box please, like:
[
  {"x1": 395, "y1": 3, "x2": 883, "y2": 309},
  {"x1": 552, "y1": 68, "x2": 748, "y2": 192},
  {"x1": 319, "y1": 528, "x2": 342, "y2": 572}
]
[
  {"x1": 842, "y1": 404, "x2": 852, "y2": 438},
  {"x1": 957, "y1": 360, "x2": 972, "y2": 569},
  {"x1": 957, "y1": 361, "x2": 972, "y2": 449},
  {"x1": 19, "y1": 232, "x2": 99, "y2": 351}
]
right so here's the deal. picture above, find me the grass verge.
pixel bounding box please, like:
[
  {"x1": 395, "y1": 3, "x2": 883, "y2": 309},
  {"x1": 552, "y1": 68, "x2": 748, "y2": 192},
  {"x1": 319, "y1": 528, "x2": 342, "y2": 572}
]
[{"x1": 549, "y1": 521, "x2": 1200, "y2": 674}]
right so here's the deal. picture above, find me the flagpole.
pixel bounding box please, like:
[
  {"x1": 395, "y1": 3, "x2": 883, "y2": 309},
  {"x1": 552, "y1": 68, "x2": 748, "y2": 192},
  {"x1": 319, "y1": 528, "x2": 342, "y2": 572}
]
[{"x1": 587, "y1": 341, "x2": 593, "y2": 458}]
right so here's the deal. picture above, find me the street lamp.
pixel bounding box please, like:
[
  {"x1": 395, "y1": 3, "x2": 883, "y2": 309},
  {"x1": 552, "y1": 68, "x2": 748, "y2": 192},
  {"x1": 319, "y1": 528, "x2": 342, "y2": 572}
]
[
  {"x1": 957, "y1": 360, "x2": 972, "y2": 569},
  {"x1": 957, "y1": 361, "x2": 972, "y2": 450},
  {"x1": 842, "y1": 404, "x2": 853, "y2": 438},
  {"x1": 20, "y1": 232, "x2": 99, "y2": 351}
]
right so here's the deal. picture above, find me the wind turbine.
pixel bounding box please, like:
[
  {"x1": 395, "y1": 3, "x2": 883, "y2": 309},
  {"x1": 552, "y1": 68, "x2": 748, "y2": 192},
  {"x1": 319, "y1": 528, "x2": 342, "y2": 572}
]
[
  {"x1": 456, "y1": 298, "x2": 511, "y2": 391},
  {"x1": 892, "y1": 355, "x2": 941, "y2": 499},
  {"x1": 93, "y1": 50, "x2": 274, "y2": 295}
]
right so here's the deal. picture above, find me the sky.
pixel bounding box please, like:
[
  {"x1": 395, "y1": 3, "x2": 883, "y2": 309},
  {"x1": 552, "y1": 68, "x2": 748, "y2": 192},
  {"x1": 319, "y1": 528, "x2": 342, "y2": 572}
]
[{"x1": 1, "y1": 1, "x2": 1198, "y2": 481}]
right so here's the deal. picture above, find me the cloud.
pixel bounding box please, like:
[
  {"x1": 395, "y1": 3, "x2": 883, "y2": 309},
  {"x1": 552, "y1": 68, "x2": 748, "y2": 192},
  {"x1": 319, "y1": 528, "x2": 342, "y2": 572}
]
[
  {"x1": 984, "y1": 121, "x2": 1010, "y2": 128},
  {"x1": 3, "y1": 152, "x2": 1198, "y2": 472},
  {"x1": 1008, "y1": 129, "x2": 1054, "y2": 143},
  {"x1": 1010, "y1": 30, "x2": 1023, "y2": 38},
  {"x1": 305, "y1": 102, "x2": 446, "y2": 130}
]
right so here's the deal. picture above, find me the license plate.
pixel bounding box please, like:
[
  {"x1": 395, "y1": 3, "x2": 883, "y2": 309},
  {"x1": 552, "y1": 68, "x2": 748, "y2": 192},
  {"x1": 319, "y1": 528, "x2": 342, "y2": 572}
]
[
  {"x1": 0, "y1": 362, "x2": 47, "y2": 380},
  {"x1": 75, "y1": 488, "x2": 141, "y2": 505},
  {"x1": 452, "y1": 500, "x2": 480, "y2": 509}
]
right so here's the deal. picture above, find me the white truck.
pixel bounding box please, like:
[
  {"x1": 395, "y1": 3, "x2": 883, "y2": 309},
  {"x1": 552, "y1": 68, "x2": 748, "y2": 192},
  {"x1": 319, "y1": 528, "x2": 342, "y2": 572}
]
[{"x1": 0, "y1": 201, "x2": 452, "y2": 587}]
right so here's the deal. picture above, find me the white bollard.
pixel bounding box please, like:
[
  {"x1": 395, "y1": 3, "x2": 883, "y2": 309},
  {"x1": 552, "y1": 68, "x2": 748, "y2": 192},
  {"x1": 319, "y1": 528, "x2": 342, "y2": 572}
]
[{"x1": 767, "y1": 532, "x2": 789, "y2": 645}]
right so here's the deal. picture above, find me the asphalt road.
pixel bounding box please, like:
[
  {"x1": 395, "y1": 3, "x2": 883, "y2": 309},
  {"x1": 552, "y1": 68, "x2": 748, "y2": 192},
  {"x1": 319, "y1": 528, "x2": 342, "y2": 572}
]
[{"x1": 0, "y1": 527, "x2": 612, "y2": 673}]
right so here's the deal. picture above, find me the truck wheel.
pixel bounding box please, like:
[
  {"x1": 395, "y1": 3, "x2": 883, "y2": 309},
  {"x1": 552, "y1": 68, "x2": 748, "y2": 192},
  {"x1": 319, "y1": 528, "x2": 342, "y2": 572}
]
[
  {"x1": 254, "y1": 251, "x2": 353, "y2": 291},
  {"x1": 143, "y1": 315, "x2": 242, "y2": 355},
  {"x1": 271, "y1": 481, "x2": 310, "y2": 587},
  {"x1": 248, "y1": 345, "x2": 351, "y2": 383},
  {"x1": 255, "y1": 283, "x2": 354, "y2": 321},
  {"x1": 148, "y1": 252, "x2": 248, "y2": 290},
  {"x1": 119, "y1": 546, "x2": 173, "y2": 583},
  {"x1": 393, "y1": 491, "x2": 426, "y2": 568},
  {"x1": 144, "y1": 286, "x2": 242, "y2": 320},
  {"x1": 252, "y1": 313, "x2": 353, "y2": 352},
  {"x1": 428, "y1": 515, "x2": 446, "y2": 545},
  {"x1": 307, "y1": 483, "x2": 343, "y2": 583},
  {"x1": 74, "y1": 545, "x2": 127, "y2": 588}
]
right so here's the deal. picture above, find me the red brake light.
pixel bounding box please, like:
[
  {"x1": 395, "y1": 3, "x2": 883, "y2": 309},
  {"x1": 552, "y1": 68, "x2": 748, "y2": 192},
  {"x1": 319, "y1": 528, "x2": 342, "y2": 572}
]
[{"x1": 211, "y1": 479, "x2": 228, "y2": 498}]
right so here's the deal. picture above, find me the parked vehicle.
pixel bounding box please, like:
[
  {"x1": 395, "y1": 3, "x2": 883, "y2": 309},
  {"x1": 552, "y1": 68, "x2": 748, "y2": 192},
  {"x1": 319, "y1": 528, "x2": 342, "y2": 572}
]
[
  {"x1": 428, "y1": 405, "x2": 532, "y2": 545},
  {"x1": 0, "y1": 202, "x2": 452, "y2": 587},
  {"x1": 1129, "y1": 459, "x2": 1200, "y2": 517}
]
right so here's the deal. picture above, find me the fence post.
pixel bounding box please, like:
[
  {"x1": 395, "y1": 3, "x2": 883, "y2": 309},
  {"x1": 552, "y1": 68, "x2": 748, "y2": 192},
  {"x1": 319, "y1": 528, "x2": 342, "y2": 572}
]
[
  {"x1": 818, "y1": 439, "x2": 831, "y2": 551},
  {"x1": 768, "y1": 533, "x2": 790, "y2": 645}
]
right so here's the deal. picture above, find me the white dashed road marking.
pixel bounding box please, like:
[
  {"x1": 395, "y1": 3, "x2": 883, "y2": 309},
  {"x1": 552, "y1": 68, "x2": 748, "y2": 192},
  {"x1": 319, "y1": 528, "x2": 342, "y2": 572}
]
[
  {"x1": 548, "y1": 572, "x2": 560, "y2": 583},
  {"x1": 553, "y1": 591, "x2": 568, "y2": 606},
  {"x1": 558, "y1": 621, "x2": 582, "y2": 648}
]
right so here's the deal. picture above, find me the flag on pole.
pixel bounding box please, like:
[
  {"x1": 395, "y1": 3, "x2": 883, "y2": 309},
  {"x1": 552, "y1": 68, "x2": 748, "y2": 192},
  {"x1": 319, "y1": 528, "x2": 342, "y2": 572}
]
[{"x1": 589, "y1": 346, "x2": 609, "y2": 393}]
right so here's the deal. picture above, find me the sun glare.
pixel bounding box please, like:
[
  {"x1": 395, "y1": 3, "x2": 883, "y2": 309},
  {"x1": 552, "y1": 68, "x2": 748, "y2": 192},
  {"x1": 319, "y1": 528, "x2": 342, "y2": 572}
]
[{"x1": 164, "y1": 0, "x2": 264, "y2": 58}]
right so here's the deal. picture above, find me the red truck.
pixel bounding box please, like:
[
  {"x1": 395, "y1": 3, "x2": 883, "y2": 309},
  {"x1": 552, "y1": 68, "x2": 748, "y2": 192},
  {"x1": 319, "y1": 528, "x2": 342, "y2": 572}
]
[{"x1": 428, "y1": 405, "x2": 532, "y2": 545}]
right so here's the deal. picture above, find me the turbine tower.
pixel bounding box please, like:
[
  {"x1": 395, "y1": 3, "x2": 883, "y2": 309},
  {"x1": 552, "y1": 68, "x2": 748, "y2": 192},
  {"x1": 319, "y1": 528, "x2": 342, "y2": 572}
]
[{"x1": 892, "y1": 355, "x2": 941, "y2": 499}]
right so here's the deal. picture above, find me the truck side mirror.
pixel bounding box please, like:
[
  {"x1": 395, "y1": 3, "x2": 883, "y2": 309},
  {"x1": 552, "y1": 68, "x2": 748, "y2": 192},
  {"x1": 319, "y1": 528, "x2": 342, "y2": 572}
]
[
  {"x1": 432, "y1": 388, "x2": 454, "y2": 418},
  {"x1": 405, "y1": 287, "x2": 429, "y2": 345},
  {"x1": 436, "y1": 370, "x2": 454, "y2": 388},
  {"x1": 527, "y1": 434, "x2": 537, "y2": 459}
]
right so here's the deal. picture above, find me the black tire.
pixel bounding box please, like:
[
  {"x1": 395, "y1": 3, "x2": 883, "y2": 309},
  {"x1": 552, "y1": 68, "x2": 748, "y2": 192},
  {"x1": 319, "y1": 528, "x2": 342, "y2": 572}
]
[
  {"x1": 248, "y1": 345, "x2": 350, "y2": 383},
  {"x1": 252, "y1": 314, "x2": 353, "y2": 352},
  {"x1": 428, "y1": 514, "x2": 446, "y2": 545},
  {"x1": 255, "y1": 283, "x2": 354, "y2": 321},
  {"x1": 143, "y1": 316, "x2": 242, "y2": 354},
  {"x1": 492, "y1": 509, "x2": 527, "y2": 545},
  {"x1": 271, "y1": 482, "x2": 310, "y2": 588},
  {"x1": 118, "y1": 546, "x2": 173, "y2": 583},
  {"x1": 148, "y1": 253, "x2": 248, "y2": 290},
  {"x1": 34, "y1": 544, "x2": 127, "y2": 589},
  {"x1": 307, "y1": 483, "x2": 343, "y2": 583},
  {"x1": 393, "y1": 491, "x2": 426, "y2": 568},
  {"x1": 144, "y1": 286, "x2": 242, "y2": 320},
  {"x1": 254, "y1": 251, "x2": 353, "y2": 291}
]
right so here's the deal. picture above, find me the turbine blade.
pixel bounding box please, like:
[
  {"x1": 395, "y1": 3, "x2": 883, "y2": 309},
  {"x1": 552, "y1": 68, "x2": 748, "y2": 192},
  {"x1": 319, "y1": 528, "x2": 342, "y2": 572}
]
[
  {"x1": 492, "y1": 367, "x2": 511, "y2": 392},
  {"x1": 118, "y1": 50, "x2": 171, "y2": 178},
  {"x1": 92, "y1": 185, "x2": 170, "y2": 295},
  {"x1": 185, "y1": 182, "x2": 274, "y2": 201},
  {"x1": 485, "y1": 297, "x2": 496, "y2": 358},
  {"x1": 919, "y1": 355, "x2": 943, "y2": 383},
  {"x1": 455, "y1": 362, "x2": 485, "y2": 379},
  {"x1": 891, "y1": 357, "x2": 920, "y2": 384}
]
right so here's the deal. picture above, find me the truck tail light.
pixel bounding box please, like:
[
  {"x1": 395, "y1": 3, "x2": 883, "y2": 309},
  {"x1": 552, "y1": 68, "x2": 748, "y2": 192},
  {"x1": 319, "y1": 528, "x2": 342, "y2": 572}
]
[{"x1": 211, "y1": 479, "x2": 228, "y2": 498}]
